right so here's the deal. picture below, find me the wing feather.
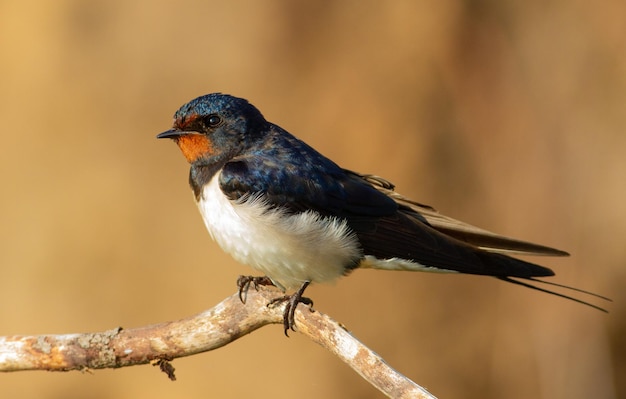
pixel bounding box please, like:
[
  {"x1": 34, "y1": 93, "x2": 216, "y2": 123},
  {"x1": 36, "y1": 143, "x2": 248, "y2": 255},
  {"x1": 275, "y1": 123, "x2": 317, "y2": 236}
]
[{"x1": 352, "y1": 171, "x2": 569, "y2": 257}]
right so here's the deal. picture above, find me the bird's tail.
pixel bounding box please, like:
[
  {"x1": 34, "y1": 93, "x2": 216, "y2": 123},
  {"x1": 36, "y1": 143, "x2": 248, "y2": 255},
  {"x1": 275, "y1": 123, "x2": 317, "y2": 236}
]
[
  {"x1": 496, "y1": 276, "x2": 611, "y2": 312},
  {"x1": 360, "y1": 255, "x2": 610, "y2": 312}
]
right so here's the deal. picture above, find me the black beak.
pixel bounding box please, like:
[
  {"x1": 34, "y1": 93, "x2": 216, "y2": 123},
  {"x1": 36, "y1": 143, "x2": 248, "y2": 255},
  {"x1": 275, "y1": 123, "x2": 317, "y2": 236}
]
[{"x1": 156, "y1": 129, "x2": 185, "y2": 139}]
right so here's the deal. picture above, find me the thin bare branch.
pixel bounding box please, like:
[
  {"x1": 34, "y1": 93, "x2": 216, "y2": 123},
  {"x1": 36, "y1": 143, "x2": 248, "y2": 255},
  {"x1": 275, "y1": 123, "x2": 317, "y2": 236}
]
[{"x1": 0, "y1": 287, "x2": 436, "y2": 399}]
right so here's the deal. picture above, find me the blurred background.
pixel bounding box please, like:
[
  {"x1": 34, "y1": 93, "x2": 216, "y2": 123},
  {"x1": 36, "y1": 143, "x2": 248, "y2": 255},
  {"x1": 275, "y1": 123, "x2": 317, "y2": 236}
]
[{"x1": 0, "y1": 1, "x2": 624, "y2": 398}]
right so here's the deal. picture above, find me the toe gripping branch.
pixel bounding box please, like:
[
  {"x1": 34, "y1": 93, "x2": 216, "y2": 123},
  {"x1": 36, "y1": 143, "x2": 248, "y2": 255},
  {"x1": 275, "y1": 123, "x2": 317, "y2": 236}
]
[
  {"x1": 236, "y1": 275, "x2": 275, "y2": 303},
  {"x1": 237, "y1": 277, "x2": 314, "y2": 336}
]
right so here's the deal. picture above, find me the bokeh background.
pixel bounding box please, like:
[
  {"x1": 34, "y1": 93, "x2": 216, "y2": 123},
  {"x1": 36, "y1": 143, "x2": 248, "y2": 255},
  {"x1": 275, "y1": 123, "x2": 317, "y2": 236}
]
[{"x1": 1, "y1": 1, "x2": 624, "y2": 398}]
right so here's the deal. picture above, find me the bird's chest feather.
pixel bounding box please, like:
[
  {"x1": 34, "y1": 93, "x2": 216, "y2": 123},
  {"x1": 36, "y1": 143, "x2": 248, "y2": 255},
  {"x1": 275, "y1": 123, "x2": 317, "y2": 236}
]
[{"x1": 195, "y1": 174, "x2": 362, "y2": 290}]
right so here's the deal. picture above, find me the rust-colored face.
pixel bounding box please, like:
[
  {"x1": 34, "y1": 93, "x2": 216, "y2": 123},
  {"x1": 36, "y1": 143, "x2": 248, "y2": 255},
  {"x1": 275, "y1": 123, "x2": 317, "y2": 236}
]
[
  {"x1": 174, "y1": 134, "x2": 213, "y2": 163},
  {"x1": 166, "y1": 113, "x2": 215, "y2": 163}
]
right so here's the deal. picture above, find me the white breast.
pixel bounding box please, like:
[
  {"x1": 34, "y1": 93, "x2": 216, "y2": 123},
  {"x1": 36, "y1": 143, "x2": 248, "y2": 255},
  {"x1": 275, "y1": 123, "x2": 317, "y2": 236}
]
[{"x1": 196, "y1": 174, "x2": 363, "y2": 290}]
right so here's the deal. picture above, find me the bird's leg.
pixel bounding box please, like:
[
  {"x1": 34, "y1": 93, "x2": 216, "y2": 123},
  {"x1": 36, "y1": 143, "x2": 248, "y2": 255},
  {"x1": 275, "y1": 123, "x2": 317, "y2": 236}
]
[
  {"x1": 268, "y1": 281, "x2": 313, "y2": 336},
  {"x1": 236, "y1": 275, "x2": 275, "y2": 303}
]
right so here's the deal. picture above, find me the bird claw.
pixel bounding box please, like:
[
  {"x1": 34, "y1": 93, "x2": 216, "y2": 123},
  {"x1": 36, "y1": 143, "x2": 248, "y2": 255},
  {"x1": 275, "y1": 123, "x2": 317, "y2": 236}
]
[
  {"x1": 236, "y1": 275, "x2": 275, "y2": 303},
  {"x1": 267, "y1": 281, "x2": 313, "y2": 336}
]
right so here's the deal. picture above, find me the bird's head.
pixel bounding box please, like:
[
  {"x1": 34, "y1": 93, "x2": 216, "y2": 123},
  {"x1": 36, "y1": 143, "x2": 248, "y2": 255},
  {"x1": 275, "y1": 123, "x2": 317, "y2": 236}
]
[{"x1": 157, "y1": 93, "x2": 267, "y2": 164}]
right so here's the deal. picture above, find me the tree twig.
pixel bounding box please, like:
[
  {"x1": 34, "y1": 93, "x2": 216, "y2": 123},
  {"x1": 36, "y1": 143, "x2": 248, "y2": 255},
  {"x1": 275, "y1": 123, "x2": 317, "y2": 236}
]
[{"x1": 0, "y1": 287, "x2": 436, "y2": 399}]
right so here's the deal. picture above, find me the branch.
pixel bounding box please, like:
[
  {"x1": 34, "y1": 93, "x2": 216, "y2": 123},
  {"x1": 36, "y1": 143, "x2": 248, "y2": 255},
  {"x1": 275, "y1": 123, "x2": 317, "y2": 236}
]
[{"x1": 0, "y1": 287, "x2": 436, "y2": 399}]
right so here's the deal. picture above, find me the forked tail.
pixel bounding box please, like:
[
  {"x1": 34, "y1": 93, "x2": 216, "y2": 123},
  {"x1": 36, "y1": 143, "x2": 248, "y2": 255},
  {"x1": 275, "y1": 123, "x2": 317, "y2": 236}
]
[{"x1": 497, "y1": 276, "x2": 611, "y2": 312}]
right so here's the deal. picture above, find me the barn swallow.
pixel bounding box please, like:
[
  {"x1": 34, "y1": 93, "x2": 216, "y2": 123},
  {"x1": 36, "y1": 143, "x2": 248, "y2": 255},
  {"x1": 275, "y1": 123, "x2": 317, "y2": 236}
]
[{"x1": 157, "y1": 93, "x2": 608, "y2": 334}]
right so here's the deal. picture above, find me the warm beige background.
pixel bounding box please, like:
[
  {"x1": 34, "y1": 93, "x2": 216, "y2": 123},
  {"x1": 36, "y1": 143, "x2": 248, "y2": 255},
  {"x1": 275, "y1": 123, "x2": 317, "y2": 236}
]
[{"x1": 1, "y1": 1, "x2": 624, "y2": 398}]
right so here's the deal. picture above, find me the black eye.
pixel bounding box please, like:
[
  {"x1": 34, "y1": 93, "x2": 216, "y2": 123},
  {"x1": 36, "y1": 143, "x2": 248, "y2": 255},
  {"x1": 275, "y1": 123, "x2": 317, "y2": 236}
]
[{"x1": 206, "y1": 114, "x2": 222, "y2": 127}]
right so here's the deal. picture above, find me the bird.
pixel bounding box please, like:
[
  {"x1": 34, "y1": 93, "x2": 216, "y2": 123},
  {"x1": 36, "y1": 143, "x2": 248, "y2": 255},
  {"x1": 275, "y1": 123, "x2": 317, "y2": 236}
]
[{"x1": 157, "y1": 93, "x2": 608, "y2": 334}]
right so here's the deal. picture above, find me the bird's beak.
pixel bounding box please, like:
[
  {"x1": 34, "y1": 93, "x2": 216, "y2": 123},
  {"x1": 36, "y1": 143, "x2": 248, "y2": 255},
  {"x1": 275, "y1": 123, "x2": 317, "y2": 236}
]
[
  {"x1": 157, "y1": 129, "x2": 204, "y2": 139},
  {"x1": 156, "y1": 129, "x2": 185, "y2": 139}
]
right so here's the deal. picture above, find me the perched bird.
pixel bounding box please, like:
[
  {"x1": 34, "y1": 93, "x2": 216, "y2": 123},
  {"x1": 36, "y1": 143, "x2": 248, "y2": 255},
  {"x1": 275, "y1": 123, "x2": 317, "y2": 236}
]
[{"x1": 158, "y1": 93, "x2": 607, "y2": 334}]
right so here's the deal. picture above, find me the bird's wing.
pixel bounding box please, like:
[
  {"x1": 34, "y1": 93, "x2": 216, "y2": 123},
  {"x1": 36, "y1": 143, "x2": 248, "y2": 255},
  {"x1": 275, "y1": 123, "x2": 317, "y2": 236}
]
[{"x1": 353, "y1": 172, "x2": 569, "y2": 257}]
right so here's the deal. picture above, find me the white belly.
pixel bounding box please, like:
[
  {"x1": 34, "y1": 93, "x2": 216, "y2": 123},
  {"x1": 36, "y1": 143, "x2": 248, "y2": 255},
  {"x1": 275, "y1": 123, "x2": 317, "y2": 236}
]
[{"x1": 196, "y1": 175, "x2": 363, "y2": 290}]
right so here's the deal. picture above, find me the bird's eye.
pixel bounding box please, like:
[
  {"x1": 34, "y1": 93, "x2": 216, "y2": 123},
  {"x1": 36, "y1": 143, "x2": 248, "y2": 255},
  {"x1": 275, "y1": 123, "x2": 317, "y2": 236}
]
[{"x1": 206, "y1": 115, "x2": 222, "y2": 127}]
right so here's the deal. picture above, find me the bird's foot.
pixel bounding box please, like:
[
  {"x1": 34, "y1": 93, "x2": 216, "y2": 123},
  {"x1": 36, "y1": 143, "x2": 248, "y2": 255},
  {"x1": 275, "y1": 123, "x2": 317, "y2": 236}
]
[
  {"x1": 236, "y1": 275, "x2": 275, "y2": 303},
  {"x1": 268, "y1": 281, "x2": 313, "y2": 336}
]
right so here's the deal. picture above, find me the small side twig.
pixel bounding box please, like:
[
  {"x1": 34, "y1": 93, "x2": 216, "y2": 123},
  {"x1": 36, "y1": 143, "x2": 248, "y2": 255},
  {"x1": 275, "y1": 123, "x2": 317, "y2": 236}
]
[{"x1": 0, "y1": 287, "x2": 436, "y2": 399}]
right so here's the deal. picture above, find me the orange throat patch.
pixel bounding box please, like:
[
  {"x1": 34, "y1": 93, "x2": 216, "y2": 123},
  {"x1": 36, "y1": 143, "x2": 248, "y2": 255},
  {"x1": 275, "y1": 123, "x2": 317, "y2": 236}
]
[{"x1": 175, "y1": 134, "x2": 213, "y2": 163}]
